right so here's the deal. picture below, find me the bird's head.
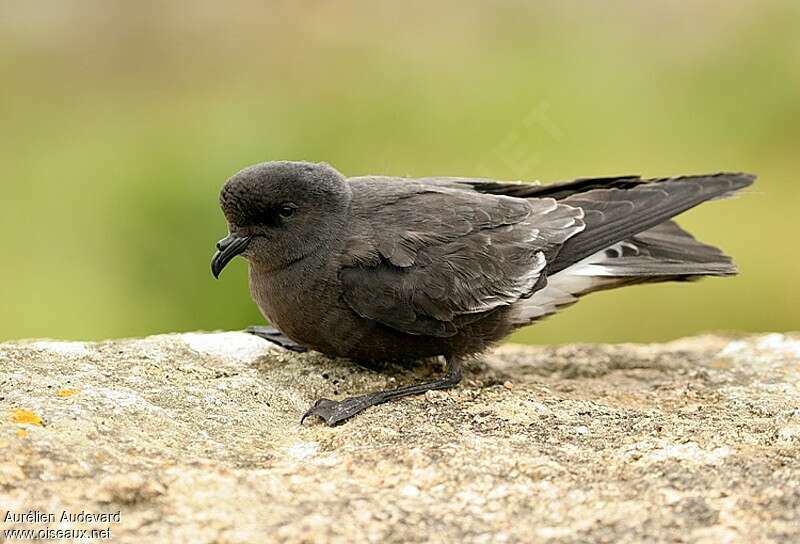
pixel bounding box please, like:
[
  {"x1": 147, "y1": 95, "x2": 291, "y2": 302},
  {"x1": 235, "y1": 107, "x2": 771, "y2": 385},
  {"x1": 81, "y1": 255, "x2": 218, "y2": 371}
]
[{"x1": 211, "y1": 161, "x2": 349, "y2": 278}]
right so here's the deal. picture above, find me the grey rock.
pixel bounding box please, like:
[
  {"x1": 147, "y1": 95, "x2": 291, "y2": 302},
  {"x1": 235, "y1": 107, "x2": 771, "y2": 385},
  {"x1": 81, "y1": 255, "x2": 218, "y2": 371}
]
[{"x1": 1, "y1": 332, "x2": 799, "y2": 543}]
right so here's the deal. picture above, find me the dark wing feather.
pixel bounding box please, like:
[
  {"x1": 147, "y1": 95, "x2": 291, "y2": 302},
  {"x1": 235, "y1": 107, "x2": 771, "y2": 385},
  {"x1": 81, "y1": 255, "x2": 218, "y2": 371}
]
[
  {"x1": 549, "y1": 173, "x2": 754, "y2": 273},
  {"x1": 357, "y1": 174, "x2": 646, "y2": 200},
  {"x1": 339, "y1": 182, "x2": 584, "y2": 337},
  {"x1": 418, "y1": 175, "x2": 645, "y2": 199}
]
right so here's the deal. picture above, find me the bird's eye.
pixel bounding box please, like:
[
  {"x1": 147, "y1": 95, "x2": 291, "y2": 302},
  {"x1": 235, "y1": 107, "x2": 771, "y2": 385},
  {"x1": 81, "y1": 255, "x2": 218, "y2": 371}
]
[{"x1": 278, "y1": 204, "x2": 296, "y2": 218}]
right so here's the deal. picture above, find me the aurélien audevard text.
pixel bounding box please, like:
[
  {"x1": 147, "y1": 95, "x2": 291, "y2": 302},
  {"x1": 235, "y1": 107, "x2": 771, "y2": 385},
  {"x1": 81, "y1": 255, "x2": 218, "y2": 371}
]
[{"x1": 4, "y1": 510, "x2": 121, "y2": 524}]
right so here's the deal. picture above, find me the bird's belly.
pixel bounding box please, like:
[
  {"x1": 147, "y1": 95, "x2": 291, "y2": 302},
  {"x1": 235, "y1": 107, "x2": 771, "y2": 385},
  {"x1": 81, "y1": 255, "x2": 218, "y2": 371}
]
[
  {"x1": 247, "y1": 262, "x2": 506, "y2": 362},
  {"x1": 252, "y1": 283, "x2": 445, "y2": 361},
  {"x1": 258, "y1": 294, "x2": 437, "y2": 361}
]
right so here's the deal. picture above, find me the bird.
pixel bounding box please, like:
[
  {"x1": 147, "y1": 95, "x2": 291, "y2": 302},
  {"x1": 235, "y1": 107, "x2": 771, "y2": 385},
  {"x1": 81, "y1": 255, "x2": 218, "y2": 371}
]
[{"x1": 211, "y1": 161, "x2": 754, "y2": 425}]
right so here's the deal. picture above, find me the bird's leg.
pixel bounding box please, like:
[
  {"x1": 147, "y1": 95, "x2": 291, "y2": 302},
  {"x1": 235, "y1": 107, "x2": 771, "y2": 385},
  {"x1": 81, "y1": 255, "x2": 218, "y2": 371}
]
[
  {"x1": 246, "y1": 326, "x2": 308, "y2": 353},
  {"x1": 301, "y1": 357, "x2": 463, "y2": 426}
]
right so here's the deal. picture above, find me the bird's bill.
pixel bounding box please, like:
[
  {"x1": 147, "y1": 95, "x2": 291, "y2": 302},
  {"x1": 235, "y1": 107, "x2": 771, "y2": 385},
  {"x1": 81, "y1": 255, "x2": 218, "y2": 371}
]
[{"x1": 211, "y1": 234, "x2": 252, "y2": 278}]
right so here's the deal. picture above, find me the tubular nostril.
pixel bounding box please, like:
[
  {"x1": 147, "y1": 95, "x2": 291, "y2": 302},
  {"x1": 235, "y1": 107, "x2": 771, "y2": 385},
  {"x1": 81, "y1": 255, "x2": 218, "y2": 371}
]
[{"x1": 216, "y1": 236, "x2": 231, "y2": 251}]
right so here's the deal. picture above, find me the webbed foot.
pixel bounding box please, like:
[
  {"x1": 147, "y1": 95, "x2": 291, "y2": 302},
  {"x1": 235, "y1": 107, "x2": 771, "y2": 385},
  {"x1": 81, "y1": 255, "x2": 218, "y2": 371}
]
[
  {"x1": 300, "y1": 395, "x2": 381, "y2": 426},
  {"x1": 301, "y1": 357, "x2": 463, "y2": 426}
]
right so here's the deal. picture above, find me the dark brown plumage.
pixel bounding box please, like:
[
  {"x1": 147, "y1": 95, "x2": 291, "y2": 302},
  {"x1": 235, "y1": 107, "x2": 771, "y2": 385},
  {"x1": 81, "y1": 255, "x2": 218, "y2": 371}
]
[{"x1": 211, "y1": 161, "x2": 754, "y2": 425}]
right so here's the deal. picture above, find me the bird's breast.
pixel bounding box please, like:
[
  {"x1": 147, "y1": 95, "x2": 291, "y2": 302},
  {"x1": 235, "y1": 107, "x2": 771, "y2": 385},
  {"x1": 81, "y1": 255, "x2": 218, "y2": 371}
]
[{"x1": 247, "y1": 257, "x2": 351, "y2": 354}]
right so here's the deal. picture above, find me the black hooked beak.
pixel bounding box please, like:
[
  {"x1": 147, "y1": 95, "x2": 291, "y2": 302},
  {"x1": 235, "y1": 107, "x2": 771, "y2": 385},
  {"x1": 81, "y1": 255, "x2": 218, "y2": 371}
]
[{"x1": 211, "y1": 234, "x2": 252, "y2": 279}]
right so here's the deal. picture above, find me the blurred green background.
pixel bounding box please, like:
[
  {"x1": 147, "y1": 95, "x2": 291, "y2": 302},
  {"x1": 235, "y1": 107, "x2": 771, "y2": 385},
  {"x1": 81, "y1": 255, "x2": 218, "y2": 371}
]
[{"x1": 1, "y1": 0, "x2": 798, "y2": 344}]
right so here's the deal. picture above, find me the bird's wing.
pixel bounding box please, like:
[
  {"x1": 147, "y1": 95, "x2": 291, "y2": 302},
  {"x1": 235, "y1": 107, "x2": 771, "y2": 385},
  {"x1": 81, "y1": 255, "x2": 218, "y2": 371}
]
[
  {"x1": 341, "y1": 173, "x2": 754, "y2": 334},
  {"x1": 338, "y1": 183, "x2": 585, "y2": 337},
  {"x1": 400, "y1": 172, "x2": 754, "y2": 272}
]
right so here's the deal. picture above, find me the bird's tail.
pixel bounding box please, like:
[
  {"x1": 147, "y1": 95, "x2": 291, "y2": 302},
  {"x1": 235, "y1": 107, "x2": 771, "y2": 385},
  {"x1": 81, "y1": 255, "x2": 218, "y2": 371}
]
[
  {"x1": 509, "y1": 172, "x2": 754, "y2": 325},
  {"x1": 561, "y1": 218, "x2": 737, "y2": 294},
  {"x1": 511, "y1": 221, "x2": 740, "y2": 324}
]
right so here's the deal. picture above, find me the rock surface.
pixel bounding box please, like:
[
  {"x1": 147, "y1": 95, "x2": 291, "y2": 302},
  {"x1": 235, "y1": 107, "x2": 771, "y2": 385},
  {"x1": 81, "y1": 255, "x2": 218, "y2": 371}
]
[{"x1": 2, "y1": 332, "x2": 799, "y2": 543}]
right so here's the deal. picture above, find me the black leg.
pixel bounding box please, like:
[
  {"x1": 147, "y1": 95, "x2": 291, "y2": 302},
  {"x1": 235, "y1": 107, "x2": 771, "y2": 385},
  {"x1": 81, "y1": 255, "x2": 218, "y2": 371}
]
[
  {"x1": 246, "y1": 326, "x2": 308, "y2": 353},
  {"x1": 301, "y1": 357, "x2": 463, "y2": 426}
]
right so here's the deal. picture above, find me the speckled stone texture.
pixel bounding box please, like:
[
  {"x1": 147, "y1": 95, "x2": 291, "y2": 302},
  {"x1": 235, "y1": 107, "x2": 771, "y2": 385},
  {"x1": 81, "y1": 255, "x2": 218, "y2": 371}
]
[{"x1": 1, "y1": 332, "x2": 799, "y2": 543}]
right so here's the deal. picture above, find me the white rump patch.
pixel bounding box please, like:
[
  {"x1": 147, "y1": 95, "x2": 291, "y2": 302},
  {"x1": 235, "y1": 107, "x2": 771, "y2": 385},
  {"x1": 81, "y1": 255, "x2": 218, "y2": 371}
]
[
  {"x1": 511, "y1": 246, "x2": 622, "y2": 323},
  {"x1": 512, "y1": 270, "x2": 607, "y2": 322}
]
